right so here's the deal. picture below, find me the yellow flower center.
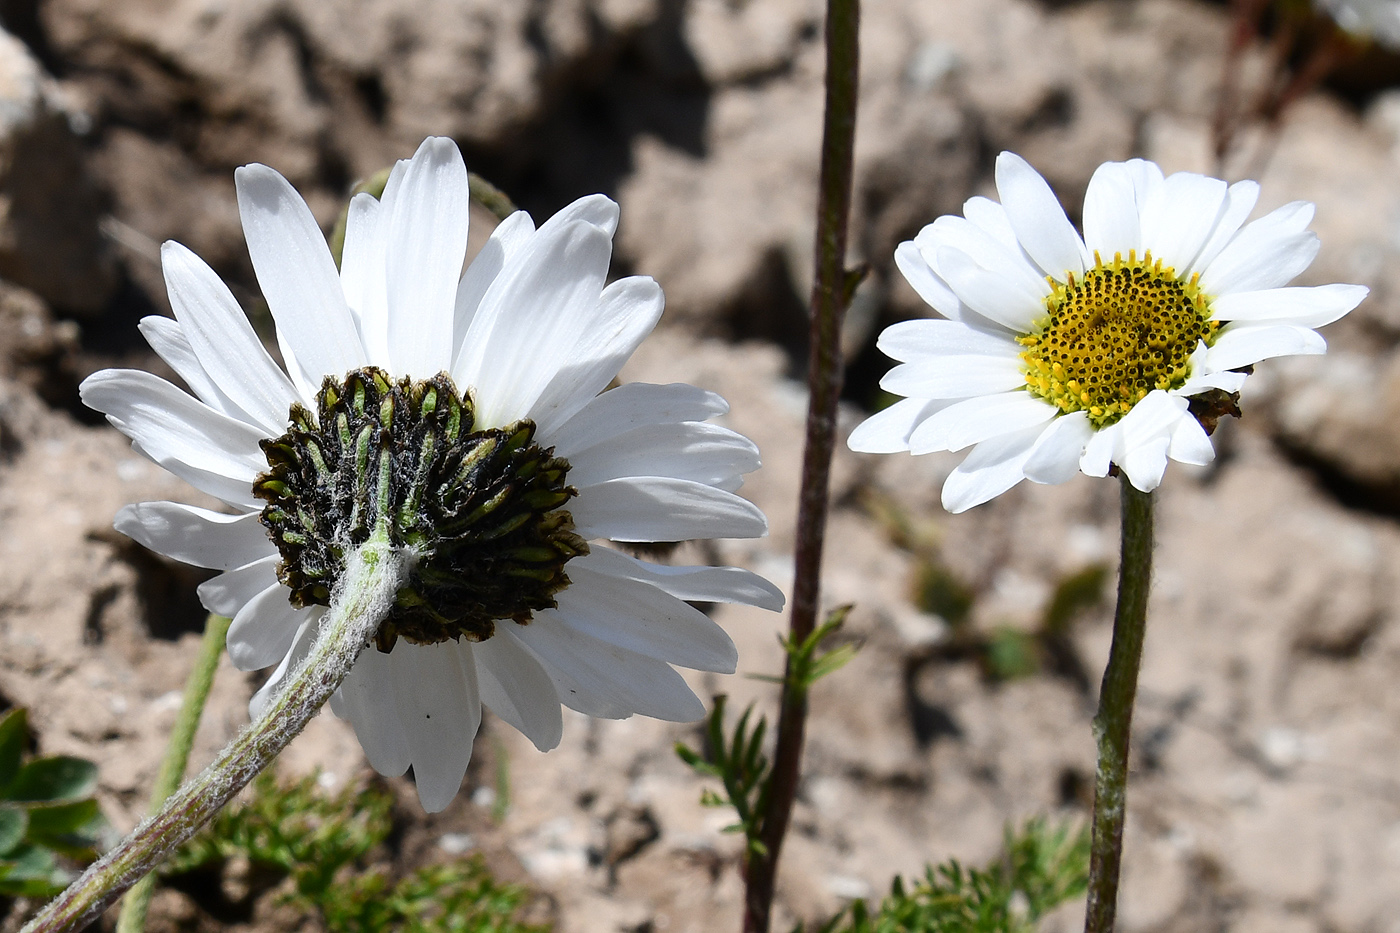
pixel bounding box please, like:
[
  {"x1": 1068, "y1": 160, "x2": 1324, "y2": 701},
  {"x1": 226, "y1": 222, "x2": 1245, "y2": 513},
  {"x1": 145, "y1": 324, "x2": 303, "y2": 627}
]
[{"x1": 1018, "y1": 251, "x2": 1219, "y2": 428}]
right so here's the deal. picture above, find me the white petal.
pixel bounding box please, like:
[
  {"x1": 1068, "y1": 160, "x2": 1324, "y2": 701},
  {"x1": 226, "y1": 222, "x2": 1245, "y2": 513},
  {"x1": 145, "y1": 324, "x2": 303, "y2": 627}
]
[
  {"x1": 132, "y1": 442, "x2": 262, "y2": 510},
  {"x1": 1168, "y1": 413, "x2": 1215, "y2": 466},
  {"x1": 385, "y1": 137, "x2": 471, "y2": 377},
  {"x1": 1198, "y1": 201, "x2": 1318, "y2": 294},
  {"x1": 340, "y1": 192, "x2": 391, "y2": 366},
  {"x1": 921, "y1": 215, "x2": 1048, "y2": 300},
  {"x1": 226, "y1": 583, "x2": 303, "y2": 672},
  {"x1": 456, "y1": 219, "x2": 613, "y2": 429},
  {"x1": 1113, "y1": 391, "x2": 1187, "y2": 491},
  {"x1": 452, "y1": 211, "x2": 536, "y2": 357},
  {"x1": 940, "y1": 423, "x2": 1043, "y2": 513},
  {"x1": 571, "y1": 477, "x2": 768, "y2": 541},
  {"x1": 994, "y1": 151, "x2": 1086, "y2": 281},
  {"x1": 1190, "y1": 180, "x2": 1261, "y2": 275},
  {"x1": 81, "y1": 369, "x2": 269, "y2": 481},
  {"x1": 510, "y1": 616, "x2": 705, "y2": 721},
  {"x1": 115, "y1": 502, "x2": 270, "y2": 570},
  {"x1": 934, "y1": 245, "x2": 1048, "y2": 332},
  {"x1": 1206, "y1": 324, "x2": 1326, "y2": 370},
  {"x1": 847, "y1": 397, "x2": 951, "y2": 454},
  {"x1": 1022, "y1": 411, "x2": 1093, "y2": 484},
  {"x1": 1175, "y1": 368, "x2": 1248, "y2": 395},
  {"x1": 336, "y1": 646, "x2": 411, "y2": 776},
  {"x1": 1120, "y1": 436, "x2": 1171, "y2": 492},
  {"x1": 1080, "y1": 424, "x2": 1116, "y2": 478},
  {"x1": 248, "y1": 612, "x2": 319, "y2": 720},
  {"x1": 578, "y1": 545, "x2": 785, "y2": 611},
  {"x1": 235, "y1": 164, "x2": 366, "y2": 391},
  {"x1": 908, "y1": 391, "x2": 1055, "y2": 454},
  {"x1": 566, "y1": 421, "x2": 760, "y2": 491},
  {"x1": 1082, "y1": 161, "x2": 1142, "y2": 259},
  {"x1": 472, "y1": 629, "x2": 563, "y2": 752},
  {"x1": 138, "y1": 316, "x2": 249, "y2": 423},
  {"x1": 528, "y1": 276, "x2": 665, "y2": 438},
  {"x1": 544, "y1": 383, "x2": 729, "y2": 459},
  {"x1": 197, "y1": 555, "x2": 279, "y2": 617},
  {"x1": 961, "y1": 196, "x2": 1019, "y2": 248},
  {"x1": 1140, "y1": 172, "x2": 1228, "y2": 273},
  {"x1": 390, "y1": 641, "x2": 481, "y2": 813},
  {"x1": 876, "y1": 319, "x2": 1017, "y2": 363},
  {"x1": 553, "y1": 566, "x2": 737, "y2": 672},
  {"x1": 162, "y1": 242, "x2": 298, "y2": 434},
  {"x1": 880, "y1": 353, "x2": 1026, "y2": 399},
  {"x1": 537, "y1": 193, "x2": 620, "y2": 238},
  {"x1": 895, "y1": 240, "x2": 965, "y2": 320},
  {"x1": 1208, "y1": 284, "x2": 1367, "y2": 329}
]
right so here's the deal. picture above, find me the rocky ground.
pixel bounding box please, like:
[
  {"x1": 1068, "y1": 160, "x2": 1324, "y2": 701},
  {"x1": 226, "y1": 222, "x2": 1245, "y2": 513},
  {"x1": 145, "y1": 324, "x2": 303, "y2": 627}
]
[{"x1": 0, "y1": 0, "x2": 1398, "y2": 930}]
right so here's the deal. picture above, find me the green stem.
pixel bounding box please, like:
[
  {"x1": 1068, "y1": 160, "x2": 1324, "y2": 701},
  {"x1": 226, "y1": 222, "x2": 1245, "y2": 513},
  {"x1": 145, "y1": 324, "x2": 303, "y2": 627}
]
[
  {"x1": 114, "y1": 613, "x2": 231, "y2": 933},
  {"x1": 23, "y1": 531, "x2": 411, "y2": 933},
  {"x1": 741, "y1": 0, "x2": 860, "y2": 929},
  {"x1": 1083, "y1": 476, "x2": 1154, "y2": 933}
]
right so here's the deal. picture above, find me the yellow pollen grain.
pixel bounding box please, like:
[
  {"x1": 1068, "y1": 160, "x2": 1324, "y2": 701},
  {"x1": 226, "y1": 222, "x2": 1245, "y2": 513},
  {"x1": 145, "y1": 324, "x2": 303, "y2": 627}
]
[{"x1": 1018, "y1": 250, "x2": 1218, "y2": 429}]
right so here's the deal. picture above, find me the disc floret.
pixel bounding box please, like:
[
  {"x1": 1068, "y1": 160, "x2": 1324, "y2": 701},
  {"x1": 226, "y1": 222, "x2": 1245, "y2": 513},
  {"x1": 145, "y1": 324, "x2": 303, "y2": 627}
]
[
  {"x1": 1018, "y1": 251, "x2": 1219, "y2": 428},
  {"x1": 254, "y1": 367, "x2": 588, "y2": 652}
]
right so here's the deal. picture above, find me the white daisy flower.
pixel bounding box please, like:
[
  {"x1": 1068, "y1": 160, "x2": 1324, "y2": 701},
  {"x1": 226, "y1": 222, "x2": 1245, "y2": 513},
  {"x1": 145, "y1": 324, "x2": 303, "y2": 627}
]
[
  {"x1": 1315, "y1": 0, "x2": 1400, "y2": 48},
  {"x1": 81, "y1": 137, "x2": 783, "y2": 812},
  {"x1": 849, "y1": 152, "x2": 1366, "y2": 513}
]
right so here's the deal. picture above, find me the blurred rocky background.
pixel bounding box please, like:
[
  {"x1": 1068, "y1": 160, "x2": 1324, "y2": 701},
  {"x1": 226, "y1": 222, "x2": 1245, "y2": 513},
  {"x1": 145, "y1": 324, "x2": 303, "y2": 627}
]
[{"x1": 0, "y1": 0, "x2": 1398, "y2": 930}]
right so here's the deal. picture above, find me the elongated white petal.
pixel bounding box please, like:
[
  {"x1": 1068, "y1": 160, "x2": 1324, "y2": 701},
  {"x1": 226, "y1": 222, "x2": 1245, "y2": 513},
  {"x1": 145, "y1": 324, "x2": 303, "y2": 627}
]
[
  {"x1": 571, "y1": 477, "x2": 768, "y2": 541},
  {"x1": 934, "y1": 245, "x2": 1048, "y2": 332},
  {"x1": 1190, "y1": 180, "x2": 1261, "y2": 275},
  {"x1": 1140, "y1": 172, "x2": 1227, "y2": 273},
  {"x1": 895, "y1": 241, "x2": 965, "y2": 320},
  {"x1": 226, "y1": 583, "x2": 303, "y2": 672},
  {"x1": 536, "y1": 193, "x2": 620, "y2": 238},
  {"x1": 528, "y1": 276, "x2": 665, "y2": 439},
  {"x1": 578, "y1": 546, "x2": 785, "y2": 610},
  {"x1": 1113, "y1": 391, "x2": 1186, "y2": 492},
  {"x1": 847, "y1": 397, "x2": 952, "y2": 454},
  {"x1": 390, "y1": 641, "x2": 481, "y2": 813},
  {"x1": 249, "y1": 613, "x2": 319, "y2": 719},
  {"x1": 115, "y1": 502, "x2": 271, "y2": 570},
  {"x1": 880, "y1": 354, "x2": 1026, "y2": 399},
  {"x1": 472, "y1": 629, "x2": 563, "y2": 751},
  {"x1": 1207, "y1": 324, "x2": 1326, "y2": 370},
  {"x1": 336, "y1": 646, "x2": 411, "y2": 776},
  {"x1": 941, "y1": 423, "x2": 1043, "y2": 513},
  {"x1": 452, "y1": 211, "x2": 536, "y2": 355},
  {"x1": 1168, "y1": 413, "x2": 1215, "y2": 466},
  {"x1": 554, "y1": 567, "x2": 736, "y2": 671},
  {"x1": 197, "y1": 555, "x2": 279, "y2": 617},
  {"x1": 1209, "y1": 284, "x2": 1367, "y2": 329},
  {"x1": 510, "y1": 616, "x2": 705, "y2": 721},
  {"x1": 545, "y1": 383, "x2": 728, "y2": 458},
  {"x1": 162, "y1": 242, "x2": 297, "y2": 434},
  {"x1": 994, "y1": 151, "x2": 1086, "y2": 281},
  {"x1": 1022, "y1": 411, "x2": 1093, "y2": 484},
  {"x1": 81, "y1": 369, "x2": 269, "y2": 482},
  {"x1": 1082, "y1": 161, "x2": 1142, "y2": 259},
  {"x1": 340, "y1": 192, "x2": 391, "y2": 366},
  {"x1": 457, "y1": 219, "x2": 614, "y2": 429},
  {"x1": 876, "y1": 319, "x2": 1017, "y2": 362},
  {"x1": 908, "y1": 391, "x2": 1055, "y2": 454},
  {"x1": 386, "y1": 137, "x2": 471, "y2": 376},
  {"x1": 138, "y1": 316, "x2": 249, "y2": 423},
  {"x1": 132, "y1": 441, "x2": 262, "y2": 510},
  {"x1": 566, "y1": 421, "x2": 759, "y2": 490},
  {"x1": 961, "y1": 196, "x2": 1019, "y2": 248},
  {"x1": 923, "y1": 214, "x2": 1048, "y2": 299},
  {"x1": 1199, "y1": 201, "x2": 1318, "y2": 294},
  {"x1": 1080, "y1": 423, "x2": 1116, "y2": 477}
]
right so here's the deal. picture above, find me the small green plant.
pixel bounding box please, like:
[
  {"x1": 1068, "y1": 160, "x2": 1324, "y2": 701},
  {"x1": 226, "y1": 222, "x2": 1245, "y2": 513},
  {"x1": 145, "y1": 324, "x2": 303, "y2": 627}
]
[
  {"x1": 0, "y1": 708, "x2": 109, "y2": 899},
  {"x1": 166, "y1": 771, "x2": 547, "y2": 933},
  {"x1": 808, "y1": 819, "x2": 1090, "y2": 933},
  {"x1": 676, "y1": 609, "x2": 857, "y2": 861}
]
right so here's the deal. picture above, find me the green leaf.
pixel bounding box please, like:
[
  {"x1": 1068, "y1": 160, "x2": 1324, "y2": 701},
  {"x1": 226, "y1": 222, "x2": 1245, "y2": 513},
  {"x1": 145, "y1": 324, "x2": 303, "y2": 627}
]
[
  {"x1": 5, "y1": 756, "x2": 98, "y2": 802},
  {"x1": 26, "y1": 799, "x2": 106, "y2": 858},
  {"x1": 0, "y1": 709, "x2": 26, "y2": 790},
  {"x1": 0, "y1": 806, "x2": 27, "y2": 856},
  {"x1": 0, "y1": 842, "x2": 69, "y2": 897}
]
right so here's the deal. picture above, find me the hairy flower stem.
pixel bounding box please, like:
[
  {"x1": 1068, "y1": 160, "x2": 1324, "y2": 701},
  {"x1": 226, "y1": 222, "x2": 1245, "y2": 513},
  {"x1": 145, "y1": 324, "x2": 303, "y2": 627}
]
[
  {"x1": 1083, "y1": 477, "x2": 1154, "y2": 933},
  {"x1": 742, "y1": 0, "x2": 859, "y2": 929},
  {"x1": 115, "y1": 612, "x2": 231, "y2": 933},
  {"x1": 23, "y1": 531, "x2": 411, "y2": 933}
]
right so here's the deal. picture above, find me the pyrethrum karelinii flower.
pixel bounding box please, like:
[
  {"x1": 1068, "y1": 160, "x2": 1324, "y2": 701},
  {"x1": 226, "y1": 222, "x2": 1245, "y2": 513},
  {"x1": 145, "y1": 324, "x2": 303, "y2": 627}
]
[
  {"x1": 1315, "y1": 0, "x2": 1400, "y2": 48},
  {"x1": 82, "y1": 137, "x2": 782, "y2": 812},
  {"x1": 849, "y1": 153, "x2": 1366, "y2": 512}
]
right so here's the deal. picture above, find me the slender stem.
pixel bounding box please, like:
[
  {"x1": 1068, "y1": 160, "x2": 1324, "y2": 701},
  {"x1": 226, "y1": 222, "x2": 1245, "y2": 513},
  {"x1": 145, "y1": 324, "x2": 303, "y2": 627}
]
[
  {"x1": 23, "y1": 532, "x2": 411, "y2": 933},
  {"x1": 741, "y1": 0, "x2": 859, "y2": 930},
  {"x1": 1083, "y1": 476, "x2": 1155, "y2": 933},
  {"x1": 115, "y1": 613, "x2": 232, "y2": 933}
]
